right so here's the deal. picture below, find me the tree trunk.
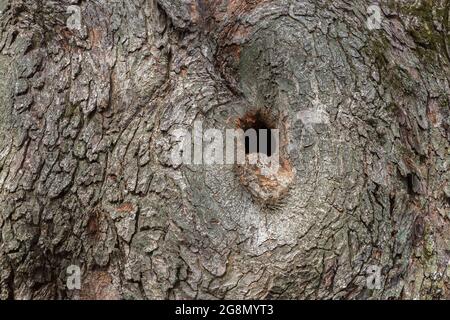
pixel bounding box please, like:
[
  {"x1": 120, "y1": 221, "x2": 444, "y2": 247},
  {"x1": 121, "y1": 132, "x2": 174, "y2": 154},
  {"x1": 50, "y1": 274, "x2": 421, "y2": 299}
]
[{"x1": 0, "y1": 0, "x2": 449, "y2": 300}]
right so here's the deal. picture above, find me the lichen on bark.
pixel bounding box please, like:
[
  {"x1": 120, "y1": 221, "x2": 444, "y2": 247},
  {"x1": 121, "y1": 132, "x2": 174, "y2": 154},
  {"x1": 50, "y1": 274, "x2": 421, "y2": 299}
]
[{"x1": 0, "y1": 0, "x2": 449, "y2": 300}]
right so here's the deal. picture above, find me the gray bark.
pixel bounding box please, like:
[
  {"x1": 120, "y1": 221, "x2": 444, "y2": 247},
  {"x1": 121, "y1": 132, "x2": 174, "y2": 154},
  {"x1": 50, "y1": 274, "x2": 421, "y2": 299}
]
[{"x1": 0, "y1": 0, "x2": 449, "y2": 299}]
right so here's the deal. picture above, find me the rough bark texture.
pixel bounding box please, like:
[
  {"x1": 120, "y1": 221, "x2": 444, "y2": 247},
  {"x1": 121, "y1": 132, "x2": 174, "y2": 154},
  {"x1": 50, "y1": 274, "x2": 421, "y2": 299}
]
[{"x1": 0, "y1": 0, "x2": 449, "y2": 300}]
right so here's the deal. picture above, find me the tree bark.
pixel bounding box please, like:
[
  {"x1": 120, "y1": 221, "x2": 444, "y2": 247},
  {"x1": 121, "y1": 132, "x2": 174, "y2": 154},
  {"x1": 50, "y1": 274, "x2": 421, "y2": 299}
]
[{"x1": 0, "y1": 0, "x2": 449, "y2": 299}]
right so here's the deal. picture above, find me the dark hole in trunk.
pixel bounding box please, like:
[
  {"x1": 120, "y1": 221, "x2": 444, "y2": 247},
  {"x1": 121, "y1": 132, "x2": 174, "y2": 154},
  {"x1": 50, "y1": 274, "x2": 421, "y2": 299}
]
[{"x1": 243, "y1": 114, "x2": 276, "y2": 157}]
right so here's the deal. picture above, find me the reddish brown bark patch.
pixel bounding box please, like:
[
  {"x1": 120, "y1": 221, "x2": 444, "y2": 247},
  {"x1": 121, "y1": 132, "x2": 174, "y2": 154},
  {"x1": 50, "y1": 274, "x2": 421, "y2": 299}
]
[
  {"x1": 116, "y1": 202, "x2": 134, "y2": 214},
  {"x1": 80, "y1": 271, "x2": 120, "y2": 300},
  {"x1": 87, "y1": 211, "x2": 100, "y2": 236},
  {"x1": 235, "y1": 110, "x2": 294, "y2": 205}
]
